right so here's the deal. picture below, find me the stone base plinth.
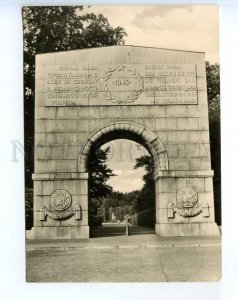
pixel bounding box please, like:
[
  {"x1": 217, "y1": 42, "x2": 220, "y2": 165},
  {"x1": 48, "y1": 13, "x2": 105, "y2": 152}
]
[
  {"x1": 28, "y1": 226, "x2": 89, "y2": 239},
  {"x1": 155, "y1": 223, "x2": 220, "y2": 237}
]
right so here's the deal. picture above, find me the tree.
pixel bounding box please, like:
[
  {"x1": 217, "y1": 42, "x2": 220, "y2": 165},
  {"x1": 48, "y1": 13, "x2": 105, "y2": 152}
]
[
  {"x1": 23, "y1": 6, "x2": 127, "y2": 188},
  {"x1": 100, "y1": 190, "x2": 140, "y2": 222},
  {"x1": 88, "y1": 146, "x2": 115, "y2": 226},
  {"x1": 134, "y1": 155, "x2": 155, "y2": 212},
  {"x1": 88, "y1": 146, "x2": 115, "y2": 200},
  {"x1": 134, "y1": 155, "x2": 154, "y2": 184},
  {"x1": 206, "y1": 61, "x2": 221, "y2": 225},
  {"x1": 23, "y1": 6, "x2": 126, "y2": 100},
  {"x1": 206, "y1": 62, "x2": 220, "y2": 104},
  {"x1": 25, "y1": 188, "x2": 33, "y2": 229}
]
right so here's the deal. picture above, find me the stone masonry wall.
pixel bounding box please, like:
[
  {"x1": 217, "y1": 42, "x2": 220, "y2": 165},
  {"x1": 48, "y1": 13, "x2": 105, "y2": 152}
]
[{"x1": 30, "y1": 46, "x2": 219, "y2": 238}]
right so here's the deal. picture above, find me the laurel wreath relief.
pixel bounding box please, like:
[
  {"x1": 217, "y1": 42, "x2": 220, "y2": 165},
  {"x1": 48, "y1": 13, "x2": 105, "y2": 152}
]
[
  {"x1": 168, "y1": 202, "x2": 210, "y2": 218},
  {"x1": 40, "y1": 205, "x2": 82, "y2": 221},
  {"x1": 174, "y1": 205, "x2": 203, "y2": 218},
  {"x1": 100, "y1": 65, "x2": 144, "y2": 104}
]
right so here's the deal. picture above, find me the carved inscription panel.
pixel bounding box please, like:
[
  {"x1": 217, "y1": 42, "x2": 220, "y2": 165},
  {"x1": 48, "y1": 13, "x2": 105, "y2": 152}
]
[{"x1": 38, "y1": 63, "x2": 198, "y2": 106}]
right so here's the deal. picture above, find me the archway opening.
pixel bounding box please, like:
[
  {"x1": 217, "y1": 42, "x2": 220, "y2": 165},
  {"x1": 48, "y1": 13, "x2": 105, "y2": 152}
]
[
  {"x1": 88, "y1": 139, "x2": 156, "y2": 237},
  {"x1": 87, "y1": 137, "x2": 156, "y2": 238},
  {"x1": 78, "y1": 122, "x2": 169, "y2": 238}
]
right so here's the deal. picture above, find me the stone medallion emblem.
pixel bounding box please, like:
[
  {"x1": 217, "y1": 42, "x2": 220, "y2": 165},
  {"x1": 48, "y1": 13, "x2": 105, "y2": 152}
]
[
  {"x1": 50, "y1": 189, "x2": 72, "y2": 211},
  {"x1": 177, "y1": 187, "x2": 198, "y2": 208},
  {"x1": 100, "y1": 64, "x2": 144, "y2": 105}
]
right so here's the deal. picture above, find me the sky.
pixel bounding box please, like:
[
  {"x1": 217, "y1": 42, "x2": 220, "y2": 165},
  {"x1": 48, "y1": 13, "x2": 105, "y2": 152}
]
[
  {"x1": 87, "y1": 5, "x2": 219, "y2": 193},
  {"x1": 102, "y1": 140, "x2": 149, "y2": 193},
  {"x1": 84, "y1": 5, "x2": 219, "y2": 63}
]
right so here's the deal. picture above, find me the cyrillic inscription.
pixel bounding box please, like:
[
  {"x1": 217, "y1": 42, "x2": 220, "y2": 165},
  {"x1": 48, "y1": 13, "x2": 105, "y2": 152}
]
[
  {"x1": 54, "y1": 173, "x2": 71, "y2": 179},
  {"x1": 176, "y1": 171, "x2": 197, "y2": 176},
  {"x1": 38, "y1": 63, "x2": 198, "y2": 106}
]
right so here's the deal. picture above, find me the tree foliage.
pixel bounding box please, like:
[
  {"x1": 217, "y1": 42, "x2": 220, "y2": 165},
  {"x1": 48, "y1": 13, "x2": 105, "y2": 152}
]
[
  {"x1": 101, "y1": 190, "x2": 139, "y2": 222},
  {"x1": 23, "y1": 6, "x2": 126, "y2": 100},
  {"x1": 88, "y1": 146, "x2": 115, "y2": 200},
  {"x1": 206, "y1": 61, "x2": 221, "y2": 225},
  {"x1": 206, "y1": 62, "x2": 220, "y2": 104},
  {"x1": 134, "y1": 155, "x2": 155, "y2": 213},
  {"x1": 88, "y1": 146, "x2": 115, "y2": 226},
  {"x1": 98, "y1": 154, "x2": 155, "y2": 224},
  {"x1": 25, "y1": 188, "x2": 33, "y2": 229}
]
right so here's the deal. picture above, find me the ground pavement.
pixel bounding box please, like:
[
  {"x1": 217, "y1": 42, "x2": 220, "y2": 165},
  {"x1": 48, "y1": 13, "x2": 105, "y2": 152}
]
[{"x1": 26, "y1": 224, "x2": 221, "y2": 282}]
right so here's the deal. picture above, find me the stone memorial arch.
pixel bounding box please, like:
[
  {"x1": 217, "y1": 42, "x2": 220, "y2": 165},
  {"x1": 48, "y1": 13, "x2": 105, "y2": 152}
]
[{"x1": 30, "y1": 45, "x2": 220, "y2": 239}]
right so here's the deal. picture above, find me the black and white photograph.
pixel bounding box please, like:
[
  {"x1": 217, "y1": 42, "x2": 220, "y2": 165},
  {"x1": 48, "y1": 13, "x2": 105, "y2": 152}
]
[
  {"x1": 3, "y1": 1, "x2": 238, "y2": 299},
  {"x1": 22, "y1": 5, "x2": 221, "y2": 282}
]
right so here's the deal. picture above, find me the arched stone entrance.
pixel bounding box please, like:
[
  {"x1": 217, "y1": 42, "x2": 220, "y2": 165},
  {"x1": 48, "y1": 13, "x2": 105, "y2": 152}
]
[
  {"x1": 30, "y1": 45, "x2": 220, "y2": 239},
  {"x1": 79, "y1": 121, "x2": 168, "y2": 236},
  {"x1": 78, "y1": 121, "x2": 168, "y2": 174}
]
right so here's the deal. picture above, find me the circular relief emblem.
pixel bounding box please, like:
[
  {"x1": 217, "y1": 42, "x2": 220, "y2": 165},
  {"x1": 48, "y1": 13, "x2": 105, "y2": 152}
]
[
  {"x1": 177, "y1": 187, "x2": 198, "y2": 208},
  {"x1": 100, "y1": 65, "x2": 144, "y2": 105},
  {"x1": 50, "y1": 189, "x2": 72, "y2": 211}
]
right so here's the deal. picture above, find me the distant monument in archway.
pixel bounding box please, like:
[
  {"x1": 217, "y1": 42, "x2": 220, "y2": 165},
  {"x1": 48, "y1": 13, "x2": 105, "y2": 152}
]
[{"x1": 30, "y1": 45, "x2": 220, "y2": 239}]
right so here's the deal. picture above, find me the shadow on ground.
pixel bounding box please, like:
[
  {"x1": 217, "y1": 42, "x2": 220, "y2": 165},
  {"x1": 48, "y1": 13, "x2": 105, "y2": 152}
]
[{"x1": 90, "y1": 224, "x2": 155, "y2": 238}]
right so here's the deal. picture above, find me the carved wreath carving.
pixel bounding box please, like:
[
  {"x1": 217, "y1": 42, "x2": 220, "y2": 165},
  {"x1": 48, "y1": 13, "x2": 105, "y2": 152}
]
[
  {"x1": 168, "y1": 202, "x2": 205, "y2": 218},
  {"x1": 40, "y1": 205, "x2": 82, "y2": 221},
  {"x1": 40, "y1": 189, "x2": 82, "y2": 221},
  {"x1": 100, "y1": 65, "x2": 144, "y2": 104},
  {"x1": 168, "y1": 187, "x2": 210, "y2": 218}
]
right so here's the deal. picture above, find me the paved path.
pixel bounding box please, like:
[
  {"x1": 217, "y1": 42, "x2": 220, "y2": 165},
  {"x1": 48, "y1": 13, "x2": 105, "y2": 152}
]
[
  {"x1": 26, "y1": 246, "x2": 221, "y2": 282},
  {"x1": 26, "y1": 225, "x2": 221, "y2": 282},
  {"x1": 27, "y1": 224, "x2": 221, "y2": 250}
]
